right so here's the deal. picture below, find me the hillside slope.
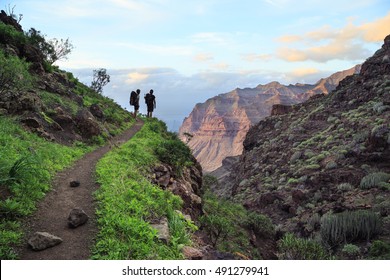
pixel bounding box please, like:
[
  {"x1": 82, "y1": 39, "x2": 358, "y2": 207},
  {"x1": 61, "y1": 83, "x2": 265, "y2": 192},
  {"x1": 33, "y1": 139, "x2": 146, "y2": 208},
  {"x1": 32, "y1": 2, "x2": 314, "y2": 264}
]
[
  {"x1": 218, "y1": 35, "x2": 390, "y2": 259},
  {"x1": 179, "y1": 66, "x2": 360, "y2": 172}
]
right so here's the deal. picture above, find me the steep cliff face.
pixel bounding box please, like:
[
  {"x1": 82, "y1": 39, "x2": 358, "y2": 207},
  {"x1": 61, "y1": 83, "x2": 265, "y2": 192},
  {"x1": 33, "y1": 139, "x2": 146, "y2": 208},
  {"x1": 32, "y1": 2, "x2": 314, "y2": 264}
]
[
  {"x1": 220, "y1": 35, "x2": 390, "y2": 258},
  {"x1": 180, "y1": 66, "x2": 360, "y2": 172}
]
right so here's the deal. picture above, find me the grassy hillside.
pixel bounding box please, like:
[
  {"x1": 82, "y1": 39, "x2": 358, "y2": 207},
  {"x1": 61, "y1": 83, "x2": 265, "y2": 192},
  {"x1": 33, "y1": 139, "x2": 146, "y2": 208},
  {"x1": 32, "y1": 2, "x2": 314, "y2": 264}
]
[
  {"x1": 0, "y1": 117, "x2": 88, "y2": 258},
  {"x1": 93, "y1": 118, "x2": 197, "y2": 259},
  {"x1": 0, "y1": 15, "x2": 136, "y2": 259}
]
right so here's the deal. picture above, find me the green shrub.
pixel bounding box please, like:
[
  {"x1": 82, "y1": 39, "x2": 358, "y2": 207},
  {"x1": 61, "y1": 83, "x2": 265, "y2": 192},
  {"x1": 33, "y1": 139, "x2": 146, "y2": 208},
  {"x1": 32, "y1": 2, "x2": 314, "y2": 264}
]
[
  {"x1": 244, "y1": 211, "x2": 275, "y2": 238},
  {"x1": 368, "y1": 240, "x2": 390, "y2": 259},
  {"x1": 325, "y1": 161, "x2": 337, "y2": 170},
  {"x1": 289, "y1": 151, "x2": 302, "y2": 163},
  {"x1": 337, "y1": 183, "x2": 354, "y2": 192},
  {"x1": 155, "y1": 136, "x2": 193, "y2": 175},
  {"x1": 199, "y1": 191, "x2": 266, "y2": 258},
  {"x1": 277, "y1": 233, "x2": 330, "y2": 260},
  {"x1": 0, "y1": 49, "x2": 34, "y2": 93},
  {"x1": 360, "y1": 172, "x2": 390, "y2": 189},
  {"x1": 167, "y1": 210, "x2": 194, "y2": 248},
  {"x1": 321, "y1": 210, "x2": 382, "y2": 247},
  {"x1": 287, "y1": 178, "x2": 299, "y2": 184},
  {"x1": 203, "y1": 174, "x2": 218, "y2": 190},
  {"x1": 0, "y1": 22, "x2": 27, "y2": 48},
  {"x1": 341, "y1": 243, "x2": 360, "y2": 259}
]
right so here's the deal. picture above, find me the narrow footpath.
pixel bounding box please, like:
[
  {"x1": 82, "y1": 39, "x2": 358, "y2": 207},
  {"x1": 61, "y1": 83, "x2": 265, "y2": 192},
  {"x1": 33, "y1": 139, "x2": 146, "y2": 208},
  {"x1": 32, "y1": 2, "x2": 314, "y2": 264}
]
[{"x1": 19, "y1": 119, "x2": 144, "y2": 260}]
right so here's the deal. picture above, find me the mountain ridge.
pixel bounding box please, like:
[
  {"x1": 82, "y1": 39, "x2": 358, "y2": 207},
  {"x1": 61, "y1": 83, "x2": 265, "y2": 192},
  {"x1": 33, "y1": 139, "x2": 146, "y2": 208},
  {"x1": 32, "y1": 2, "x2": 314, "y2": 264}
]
[{"x1": 179, "y1": 65, "x2": 361, "y2": 172}]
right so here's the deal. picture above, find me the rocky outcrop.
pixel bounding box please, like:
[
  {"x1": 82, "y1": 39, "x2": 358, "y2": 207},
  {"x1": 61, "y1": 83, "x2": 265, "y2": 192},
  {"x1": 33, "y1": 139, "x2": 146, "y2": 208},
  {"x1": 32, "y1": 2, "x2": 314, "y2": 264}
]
[
  {"x1": 0, "y1": 10, "x2": 22, "y2": 32},
  {"x1": 179, "y1": 66, "x2": 361, "y2": 172},
  {"x1": 151, "y1": 162, "x2": 203, "y2": 220}
]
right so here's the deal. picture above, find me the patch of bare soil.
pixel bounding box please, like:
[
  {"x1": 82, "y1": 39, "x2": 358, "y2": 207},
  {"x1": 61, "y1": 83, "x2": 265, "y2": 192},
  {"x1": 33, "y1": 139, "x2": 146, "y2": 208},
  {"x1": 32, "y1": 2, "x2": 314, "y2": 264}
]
[{"x1": 18, "y1": 119, "x2": 144, "y2": 260}]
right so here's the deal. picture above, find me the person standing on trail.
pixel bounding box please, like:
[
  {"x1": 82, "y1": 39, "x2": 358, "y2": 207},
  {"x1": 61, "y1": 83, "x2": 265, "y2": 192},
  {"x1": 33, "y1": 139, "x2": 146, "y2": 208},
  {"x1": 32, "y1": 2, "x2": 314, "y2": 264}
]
[
  {"x1": 130, "y1": 89, "x2": 140, "y2": 119},
  {"x1": 144, "y1": 89, "x2": 156, "y2": 118}
]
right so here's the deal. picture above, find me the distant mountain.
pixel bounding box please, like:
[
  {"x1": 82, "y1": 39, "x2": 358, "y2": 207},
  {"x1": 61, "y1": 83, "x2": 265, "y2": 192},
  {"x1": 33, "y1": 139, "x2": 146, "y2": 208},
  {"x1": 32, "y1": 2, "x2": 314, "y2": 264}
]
[{"x1": 179, "y1": 65, "x2": 361, "y2": 172}]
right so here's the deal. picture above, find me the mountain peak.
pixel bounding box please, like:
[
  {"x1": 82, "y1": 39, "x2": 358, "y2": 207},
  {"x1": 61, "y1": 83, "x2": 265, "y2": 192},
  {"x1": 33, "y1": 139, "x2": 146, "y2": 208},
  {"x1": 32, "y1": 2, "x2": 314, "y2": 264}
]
[{"x1": 179, "y1": 67, "x2": 359, "y2": 172}]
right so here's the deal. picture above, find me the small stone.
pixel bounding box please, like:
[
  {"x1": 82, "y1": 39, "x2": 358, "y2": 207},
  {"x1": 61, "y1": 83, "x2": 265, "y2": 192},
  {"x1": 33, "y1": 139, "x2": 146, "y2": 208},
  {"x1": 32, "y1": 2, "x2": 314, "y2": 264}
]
[
  {"x1": 68, "y1": 208, "x2": 89, "y2": 228},
  {"x1": 158, "y1": 173, "x2": 171, "y2": 188},
  {"x1": 28, "y1": 232, "x2": 62, "y2": 251},
  {"x1": 69, "y1": 180, "x2": 80, "y2": 188},
  {"x1": 182, "y1": 246, "x2": 203, "y2": 260}
]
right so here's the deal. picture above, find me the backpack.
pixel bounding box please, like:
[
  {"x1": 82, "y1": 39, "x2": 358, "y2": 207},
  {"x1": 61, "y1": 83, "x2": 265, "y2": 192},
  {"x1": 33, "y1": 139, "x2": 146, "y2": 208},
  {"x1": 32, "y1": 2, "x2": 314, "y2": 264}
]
[
  {"x1": 145, "y1": 94, "x2": 155, "y2": 106},
  {"x1": 130, "y1": 91, "x2": 136, "y2": 105}
]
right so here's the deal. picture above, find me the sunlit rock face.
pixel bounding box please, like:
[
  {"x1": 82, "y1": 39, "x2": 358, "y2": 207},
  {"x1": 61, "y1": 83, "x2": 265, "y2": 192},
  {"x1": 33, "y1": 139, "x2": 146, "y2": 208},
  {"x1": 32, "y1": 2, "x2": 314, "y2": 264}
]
[{"x1": 179, "y1": 66, "x2": 360, "y2": 172}]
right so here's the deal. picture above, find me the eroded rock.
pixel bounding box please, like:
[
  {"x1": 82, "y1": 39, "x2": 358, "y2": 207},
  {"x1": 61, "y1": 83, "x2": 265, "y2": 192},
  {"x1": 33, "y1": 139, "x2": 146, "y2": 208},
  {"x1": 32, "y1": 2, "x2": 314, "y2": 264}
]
[
  {"x1": 28, "y1": 232, "x2": 63, "y2": 251},
  {"x1": 68, "y1": 208, "x2": 89, "y2": 228},
  {"x1": 150, "y1": 217, "x2": 170, "y2": 244}
]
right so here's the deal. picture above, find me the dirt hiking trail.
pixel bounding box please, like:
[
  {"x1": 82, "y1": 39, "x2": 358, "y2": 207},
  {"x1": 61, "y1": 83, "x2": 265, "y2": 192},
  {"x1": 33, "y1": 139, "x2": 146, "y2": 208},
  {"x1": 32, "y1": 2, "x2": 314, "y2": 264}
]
[{"x1": 19, "y1": 119, "x2": 144, "y2": 260}]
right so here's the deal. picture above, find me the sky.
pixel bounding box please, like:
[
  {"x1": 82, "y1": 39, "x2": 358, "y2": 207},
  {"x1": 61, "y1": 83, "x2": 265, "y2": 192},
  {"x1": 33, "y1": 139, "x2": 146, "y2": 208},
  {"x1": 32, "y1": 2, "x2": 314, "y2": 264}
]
[{"x1": 7, "y1": 0, "x2": 390, "y2": 130}]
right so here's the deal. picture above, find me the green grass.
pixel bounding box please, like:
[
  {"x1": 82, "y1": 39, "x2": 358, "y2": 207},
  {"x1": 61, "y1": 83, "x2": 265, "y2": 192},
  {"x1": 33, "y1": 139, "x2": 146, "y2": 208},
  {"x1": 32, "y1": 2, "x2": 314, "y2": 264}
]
[
  {"x1": 92, "y1": 118, "x2": 195, "y2": 260},
  {"x1": 38, "y1": 91, "x2": 80, "y2": 116},
  {"x1": 0, "y1": 116, "x2": 91, "y2": 259}
]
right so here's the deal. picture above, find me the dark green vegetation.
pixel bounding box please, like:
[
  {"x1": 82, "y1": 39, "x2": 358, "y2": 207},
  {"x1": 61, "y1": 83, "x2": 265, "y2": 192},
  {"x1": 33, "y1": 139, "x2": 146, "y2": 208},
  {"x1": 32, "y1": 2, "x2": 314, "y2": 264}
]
[
  {"x1": 93, "y1": 119, "x2": 196, "y2": 259},
  {"x1": 200, "y1": 189, "x2": 274, "y2": 259},
  {"x1": 321, "y1": 210, "x2": 382, "y2": 248},
  {"x1": 277, "y1": 233, "x2": 331, "y2": 260}
]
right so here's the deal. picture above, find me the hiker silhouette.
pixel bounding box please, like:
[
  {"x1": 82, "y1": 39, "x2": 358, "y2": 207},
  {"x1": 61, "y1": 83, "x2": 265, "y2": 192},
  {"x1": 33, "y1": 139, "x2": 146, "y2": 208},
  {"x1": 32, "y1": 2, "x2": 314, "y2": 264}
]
[
  {"x1": 130, "y1": 89, "x2": 140, "y2": 119},
  {"x1": 144, "y1": 89, "x2": 156, "y2": 118}
]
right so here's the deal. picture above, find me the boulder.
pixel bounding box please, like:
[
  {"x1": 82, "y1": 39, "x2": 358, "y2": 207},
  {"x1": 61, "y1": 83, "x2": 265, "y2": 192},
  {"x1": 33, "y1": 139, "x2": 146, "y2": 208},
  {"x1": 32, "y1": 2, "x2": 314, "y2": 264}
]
[
  {"x1": 68, "y1": 208, "x2": 89, "y2": 228},
  {"x1": 182, "y1": 246, "x2": 203, "y2": 260},
  {"x1": 89, "y1": 104, "x2": 104, "y2": 119},
  {"x1": 291, "y1": 189, "x2": 307, "y2": 204},
  {"x1": 150, "y1": 217, "x2": 170, "y2": 244},
  {"x1": 21, "y1": 117, "x2": 41, "y2": 129},
  {"x1": 75, "y1": 109, "x2": 101, "y2": 138},
  {"x1": 28, "y1": 232, "x2": 63, "y2": 251},
  {"x1": 157, "y1": 173, "x2": 171, "y2": 188}
]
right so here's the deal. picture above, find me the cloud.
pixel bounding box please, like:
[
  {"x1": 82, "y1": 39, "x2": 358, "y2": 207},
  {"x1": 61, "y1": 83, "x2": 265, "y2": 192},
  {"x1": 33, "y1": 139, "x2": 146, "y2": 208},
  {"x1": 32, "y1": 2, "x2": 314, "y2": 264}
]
[
  {"x1": 242, "y1": 53, "x2": 273, "y2": 62},
  {"x1": 361, "y1": 12, "x2": 390, "y2": 42},
  {"x1": 276, "y1": 12, "x2": 390, "y2": 62},
  {"x1": 126, "y1": 72, "x2": 150, "y2": 84},
  {"x1": 212, "y1": 63, "x2": 230, "y2": 71},
  {"x1": 277, "y1": 42, "x2": 369, "y2": 62},
  {"x1": 277, "y1": 35, "x2": 301, "y2": 43},
  {"x1": 194, "y1": 53, "x2": 214, "y2": 62},
  {"x1": 290, "y1": 67, "x2": 319, "y2": 78}
]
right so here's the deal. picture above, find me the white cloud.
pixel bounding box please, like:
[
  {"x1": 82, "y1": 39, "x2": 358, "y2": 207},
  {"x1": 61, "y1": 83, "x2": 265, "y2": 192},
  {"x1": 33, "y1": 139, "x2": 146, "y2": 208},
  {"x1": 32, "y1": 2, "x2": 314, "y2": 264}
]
[
  {"x1": 276, "y1": 11, "x2": 390, "y2": 62},
  {"x1": 242, "y1": 53, "x2": 273, "y2": 62},
  {"x1": 126, "y1": 72, "x2": 150, "y2": 84},
  {"x1": 290, "y1": 67, "x2": 319, "y2": 78},
  {"x1": 194, "y1": 53, "x2": 214, "y2": 62}
]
